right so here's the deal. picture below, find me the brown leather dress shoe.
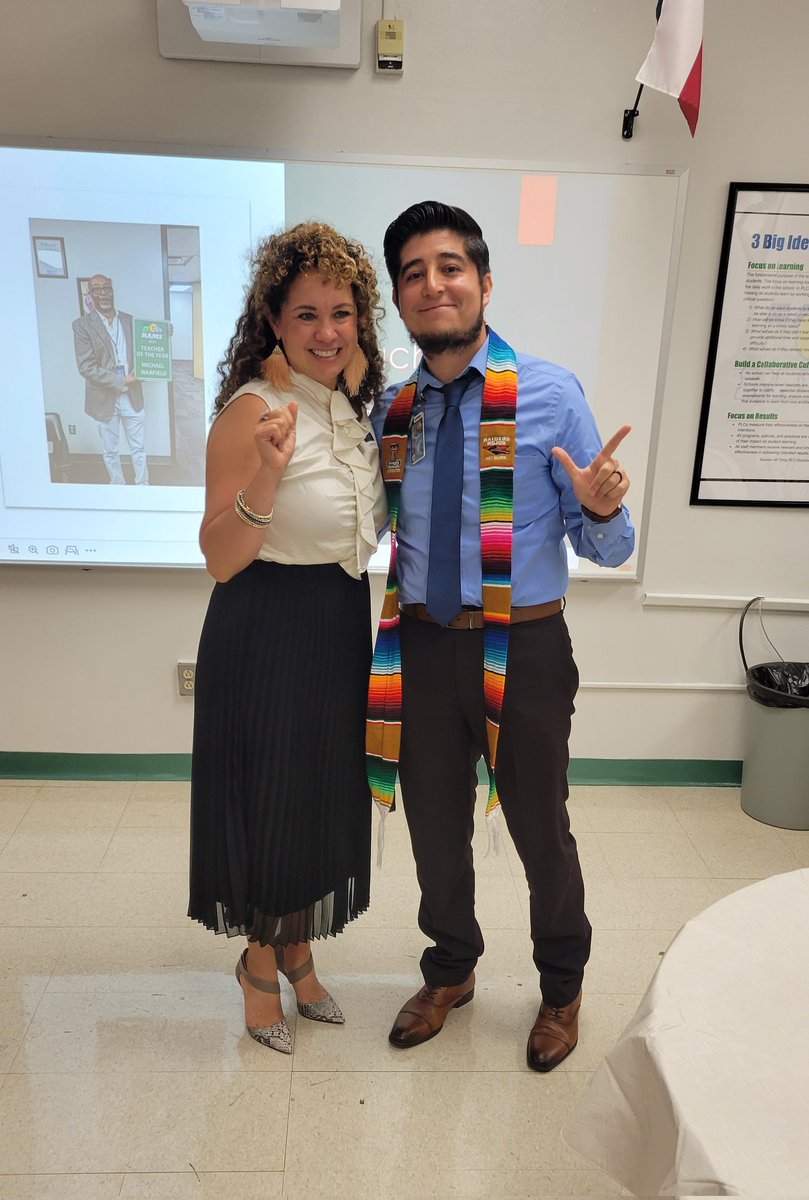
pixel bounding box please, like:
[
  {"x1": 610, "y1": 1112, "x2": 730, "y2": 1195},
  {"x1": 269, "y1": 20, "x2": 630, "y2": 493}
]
[
  {"x1": 526, "y1": 990, "x2": 582, "y2": 1073},
  {"x1": 388, "y1": 974, "x2": 475, "y2": 1049}
]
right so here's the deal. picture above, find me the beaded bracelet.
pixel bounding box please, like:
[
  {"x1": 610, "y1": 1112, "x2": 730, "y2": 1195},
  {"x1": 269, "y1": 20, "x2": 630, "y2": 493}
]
[{"x1": 235, "y1": 489, "x2": 274, "y2": 528}]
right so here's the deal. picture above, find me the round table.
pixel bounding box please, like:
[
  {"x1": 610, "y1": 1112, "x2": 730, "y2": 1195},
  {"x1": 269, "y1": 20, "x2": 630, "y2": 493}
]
[{"x1": 563, "y1": 869, "x2": 809, "y2": 1196}]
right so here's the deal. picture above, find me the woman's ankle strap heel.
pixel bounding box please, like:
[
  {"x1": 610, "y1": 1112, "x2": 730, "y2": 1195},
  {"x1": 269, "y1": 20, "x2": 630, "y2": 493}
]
[
  {"x1": 274, "y1": 945, "x2": 344, "y2": 1025},
  {"x1": 235, "y1": 949, "x2": 292, "y2": 1053}
]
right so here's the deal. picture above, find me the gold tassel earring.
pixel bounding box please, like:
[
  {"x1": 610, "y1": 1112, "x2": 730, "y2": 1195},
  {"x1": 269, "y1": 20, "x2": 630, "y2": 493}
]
[
  {"x1": 342, "y1": 346, "x2": 368, "y2": 397},
  {"x1": 262, "y1": 343, "x2": 293, "y2": 393}
]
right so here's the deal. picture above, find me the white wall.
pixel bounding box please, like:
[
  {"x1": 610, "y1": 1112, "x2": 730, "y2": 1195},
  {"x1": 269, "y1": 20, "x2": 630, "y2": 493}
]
[{"x1": 1, "y1": 0, "x2": 808, "y2": 759}]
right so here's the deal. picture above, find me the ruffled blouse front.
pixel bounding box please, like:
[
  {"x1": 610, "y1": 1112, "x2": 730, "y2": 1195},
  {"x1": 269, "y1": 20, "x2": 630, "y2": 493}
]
[{"x1": 223, "y1": 372, "x2": 387, "y2": 578}]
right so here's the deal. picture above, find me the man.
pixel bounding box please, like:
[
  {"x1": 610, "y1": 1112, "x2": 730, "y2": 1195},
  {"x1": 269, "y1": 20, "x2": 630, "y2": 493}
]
[
  {"x1": 72, "y1": 274, "x2": 149, "y2": 484},
  {"x1": 368, "y1": 201, "x2": 634, "y2": 1072}
]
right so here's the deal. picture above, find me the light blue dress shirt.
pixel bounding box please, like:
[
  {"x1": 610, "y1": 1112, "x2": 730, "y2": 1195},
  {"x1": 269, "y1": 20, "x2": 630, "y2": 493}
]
[{"x1": 371, "y1": 332, "x2": 635, "y2": 606}]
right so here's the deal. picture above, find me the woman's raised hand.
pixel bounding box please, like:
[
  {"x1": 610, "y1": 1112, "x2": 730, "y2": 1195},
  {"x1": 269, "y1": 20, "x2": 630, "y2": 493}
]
[{"x1": 254, "y1": 401, "x2": 298, "y2": 473}]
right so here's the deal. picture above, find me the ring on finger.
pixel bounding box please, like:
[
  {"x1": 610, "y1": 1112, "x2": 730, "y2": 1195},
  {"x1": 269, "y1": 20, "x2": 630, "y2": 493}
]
[{"x1": 614, "y1": 469, "x2": 623, "y2": 483}]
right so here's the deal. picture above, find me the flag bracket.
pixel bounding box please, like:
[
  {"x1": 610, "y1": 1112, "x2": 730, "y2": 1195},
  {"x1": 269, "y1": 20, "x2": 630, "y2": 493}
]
[{"x1": 622, "y1": 84, "x2": 644, "y2": 139}]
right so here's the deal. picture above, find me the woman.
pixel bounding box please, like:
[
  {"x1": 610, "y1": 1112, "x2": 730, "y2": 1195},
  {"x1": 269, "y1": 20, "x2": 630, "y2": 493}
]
[{"x1": 188, "y1": 222, "x2": 387, "y2": 1053}]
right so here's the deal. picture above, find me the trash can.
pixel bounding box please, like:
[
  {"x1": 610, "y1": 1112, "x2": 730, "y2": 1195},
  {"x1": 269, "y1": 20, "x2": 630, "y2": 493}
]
[{"x1": 739, "y1": 597, "x2": 809, "y2": 830}]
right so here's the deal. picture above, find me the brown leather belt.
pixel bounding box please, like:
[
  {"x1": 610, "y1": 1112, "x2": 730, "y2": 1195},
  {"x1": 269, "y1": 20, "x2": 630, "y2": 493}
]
[{"x1": 400, "y1": 599, "x2": 562, "y2": 629}]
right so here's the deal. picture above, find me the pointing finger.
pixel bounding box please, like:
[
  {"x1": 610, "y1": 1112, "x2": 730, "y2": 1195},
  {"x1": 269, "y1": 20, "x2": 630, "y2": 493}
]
[
  {"x1": 259, "y1": 400, "x2": 297, "y2": 424},
  {"x1": 595, "y1": 424, "x2": 632, "y2": 465}
]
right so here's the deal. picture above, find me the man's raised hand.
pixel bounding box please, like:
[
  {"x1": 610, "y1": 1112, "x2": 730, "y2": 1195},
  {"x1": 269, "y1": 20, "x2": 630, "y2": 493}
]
[{"x1": 551, "y1": 425, "x2": 631, "y2": 517}]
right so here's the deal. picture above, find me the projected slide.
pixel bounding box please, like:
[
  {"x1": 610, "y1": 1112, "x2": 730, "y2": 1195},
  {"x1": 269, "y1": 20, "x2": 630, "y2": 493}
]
[
  {"x1": 0, "y1": 145, "x2": 683, "y2": 573},
  {"x1": 0, "y1": 148, "x2": 283, "y2": 566}
]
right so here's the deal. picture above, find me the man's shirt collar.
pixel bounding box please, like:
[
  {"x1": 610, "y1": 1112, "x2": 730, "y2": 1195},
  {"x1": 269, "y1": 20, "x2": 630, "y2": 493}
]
[{"x1": 416, "y1": 333, "x2": 490, "y2": 394}]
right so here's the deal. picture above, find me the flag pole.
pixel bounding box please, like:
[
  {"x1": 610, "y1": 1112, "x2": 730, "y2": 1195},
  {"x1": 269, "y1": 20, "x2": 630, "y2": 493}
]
[{"x1": 622, "y1": 83, "x2": 644, "y2": 139}]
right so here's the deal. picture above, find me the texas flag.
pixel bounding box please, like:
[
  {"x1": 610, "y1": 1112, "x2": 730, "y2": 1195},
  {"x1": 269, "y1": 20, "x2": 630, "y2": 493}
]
[{"x1": 636, "y1": 0, "x2": 703, "y2": 136}]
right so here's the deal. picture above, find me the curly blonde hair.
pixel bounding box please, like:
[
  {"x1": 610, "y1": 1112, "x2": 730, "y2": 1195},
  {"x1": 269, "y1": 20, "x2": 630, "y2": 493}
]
[{"x1": 214, "y1": 221, "x2": 385, "y2": 417}]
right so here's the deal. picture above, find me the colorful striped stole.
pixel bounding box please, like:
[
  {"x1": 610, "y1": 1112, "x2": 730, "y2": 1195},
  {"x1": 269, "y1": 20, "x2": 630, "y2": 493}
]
[{"x1": 367, "y1": 331, "x2": 518, "y2": 825}]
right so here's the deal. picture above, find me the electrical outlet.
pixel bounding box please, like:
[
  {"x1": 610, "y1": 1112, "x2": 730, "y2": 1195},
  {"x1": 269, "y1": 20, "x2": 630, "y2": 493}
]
[
  {"x1": 68, "y1": 424, "x2": 76, "y2": 434},
  {"x1": 177, "y1": 661, "x2": 196, "y2": 696}
]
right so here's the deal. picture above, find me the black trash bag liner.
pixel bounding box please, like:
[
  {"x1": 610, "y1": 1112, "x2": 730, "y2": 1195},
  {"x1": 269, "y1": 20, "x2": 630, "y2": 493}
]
[{"x1": 740, "y1": 598, "x2": 809, "y2": 709}]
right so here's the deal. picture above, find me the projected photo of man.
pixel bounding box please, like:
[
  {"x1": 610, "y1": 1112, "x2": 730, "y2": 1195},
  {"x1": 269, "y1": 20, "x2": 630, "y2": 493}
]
[
  {"x1": 72, "y1": 274, "x2": 149, "y2": 485},
  {"x1": 28, "y1": 215, "x2": 206, "y2": 490}
]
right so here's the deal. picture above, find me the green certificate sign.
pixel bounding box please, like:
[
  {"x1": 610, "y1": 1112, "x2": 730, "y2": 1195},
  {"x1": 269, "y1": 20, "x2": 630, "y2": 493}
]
[{"x1": 134, "y1": 319, "x2": 172, "y2": 381}]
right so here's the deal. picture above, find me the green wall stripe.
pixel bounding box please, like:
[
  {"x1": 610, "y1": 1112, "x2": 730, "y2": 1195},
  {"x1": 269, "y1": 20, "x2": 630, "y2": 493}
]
[
  {"x1": 0, "y1": 753, "x2": 193, "y2": 781},
  {"x1": 476, "y1": 758, "x2": 741, "y2": 786},
  {"x1": 568, "y1": 759, "x2": 742, "y2": 787},
  {"x1": 1, "y1": 752, "x2": 742, "y2": 787}
]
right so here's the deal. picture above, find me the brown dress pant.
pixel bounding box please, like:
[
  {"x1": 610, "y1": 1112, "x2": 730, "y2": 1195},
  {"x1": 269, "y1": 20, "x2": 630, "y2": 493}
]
[{"x1": 398, "y1": 610, "x2": 590, "y2": 1008}]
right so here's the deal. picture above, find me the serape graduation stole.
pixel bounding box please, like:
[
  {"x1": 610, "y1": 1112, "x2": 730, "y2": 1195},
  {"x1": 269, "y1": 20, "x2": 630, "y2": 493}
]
[{"x1": 366, "y1": 330, "x2": 518, "y2": 825}]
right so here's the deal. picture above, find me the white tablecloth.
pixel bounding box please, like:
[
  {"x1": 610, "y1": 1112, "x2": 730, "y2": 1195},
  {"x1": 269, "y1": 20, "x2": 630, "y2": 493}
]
[{"x1": 562, "y1": 869, "x2": 809, "y2": 1197}]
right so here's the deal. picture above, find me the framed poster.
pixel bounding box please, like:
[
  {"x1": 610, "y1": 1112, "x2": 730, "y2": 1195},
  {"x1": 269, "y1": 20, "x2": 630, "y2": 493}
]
[
  {"x1": 32, "y1": 234, "x2": 68, "y2": 278},
  {"x1": 692, "y1": 182, "x2": 809, "y2": 507}
]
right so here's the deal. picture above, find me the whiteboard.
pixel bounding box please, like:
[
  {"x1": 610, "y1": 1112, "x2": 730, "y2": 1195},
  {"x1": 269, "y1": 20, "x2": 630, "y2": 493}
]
[
  {"x1": 0, "y1": 143, "x2": 686, "y2": 575},
  {"x1": 285, "y1": 158, "x2": 687, "y2": 580}
]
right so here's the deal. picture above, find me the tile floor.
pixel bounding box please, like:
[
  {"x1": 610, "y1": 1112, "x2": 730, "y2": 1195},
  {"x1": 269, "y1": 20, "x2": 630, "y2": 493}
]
[{"x1": 0, "y1": 779, "x2": 807, "y2": 1199}]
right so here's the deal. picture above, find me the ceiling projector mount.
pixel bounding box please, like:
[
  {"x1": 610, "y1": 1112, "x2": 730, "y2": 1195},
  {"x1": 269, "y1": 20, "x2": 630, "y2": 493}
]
[{"x1": 156, "y1": 0, "x2": 362, "y2": 69}]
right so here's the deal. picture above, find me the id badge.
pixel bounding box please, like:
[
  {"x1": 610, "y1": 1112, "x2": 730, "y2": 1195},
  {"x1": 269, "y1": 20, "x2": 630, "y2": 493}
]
[{"x1": 410, "y1": 410, "x2": 426, "y2": 465}]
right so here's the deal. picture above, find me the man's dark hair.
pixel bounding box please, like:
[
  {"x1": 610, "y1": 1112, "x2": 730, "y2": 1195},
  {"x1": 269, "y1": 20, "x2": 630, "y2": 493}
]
[{"x1": 383, "y1": 201, "x2": 491, "y2": 287}]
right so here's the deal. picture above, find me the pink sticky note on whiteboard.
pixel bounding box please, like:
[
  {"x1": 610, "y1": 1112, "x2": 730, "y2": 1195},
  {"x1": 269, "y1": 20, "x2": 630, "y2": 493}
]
[{"x1": 518, "y1": 176, "x2": 558, "y2": 246}]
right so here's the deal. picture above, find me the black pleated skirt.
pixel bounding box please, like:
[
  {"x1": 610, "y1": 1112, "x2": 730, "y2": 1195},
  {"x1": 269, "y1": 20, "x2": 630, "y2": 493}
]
[{"x1": 188, "y1": 559, "x2": 372, "y2": 946}]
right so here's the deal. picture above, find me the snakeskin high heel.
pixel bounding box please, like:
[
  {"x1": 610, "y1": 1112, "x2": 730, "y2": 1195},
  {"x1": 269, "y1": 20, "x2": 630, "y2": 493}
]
[
  {"x1": 235, "y1": 949, "x2": 292, "y2": 1053},
  {"x1": 275, "y1": 945, "x2": 344, "y2": 1024}
]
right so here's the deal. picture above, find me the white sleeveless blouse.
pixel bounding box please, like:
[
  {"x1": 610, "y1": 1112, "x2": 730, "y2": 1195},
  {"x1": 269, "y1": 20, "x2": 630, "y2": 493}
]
[{"x1": 219, "y1": 370, "x2": 387, "y2": 578}]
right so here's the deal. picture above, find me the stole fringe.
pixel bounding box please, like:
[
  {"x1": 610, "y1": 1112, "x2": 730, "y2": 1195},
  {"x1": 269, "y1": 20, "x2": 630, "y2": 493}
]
[
  {"x1": 485, "y1": 804, "x2": 504, "y2": 858},
  {"x1": 374, "y1": 801, "x2": 390, "y2": 869}
]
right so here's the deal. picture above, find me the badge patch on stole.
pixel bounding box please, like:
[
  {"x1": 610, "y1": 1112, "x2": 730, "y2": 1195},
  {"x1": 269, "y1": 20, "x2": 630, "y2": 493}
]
[
  {"x1": 381, "y1": 435, "x2": 406, "y2": 482},
  {"x1": 480, "y1": 422, "x2": 516, "y2": 469}
]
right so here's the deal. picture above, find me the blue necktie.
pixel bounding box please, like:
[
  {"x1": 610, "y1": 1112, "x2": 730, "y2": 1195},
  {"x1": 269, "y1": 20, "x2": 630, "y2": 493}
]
[{"x1": 426, "y1": 376, "x2": 468, "y2": 626}]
